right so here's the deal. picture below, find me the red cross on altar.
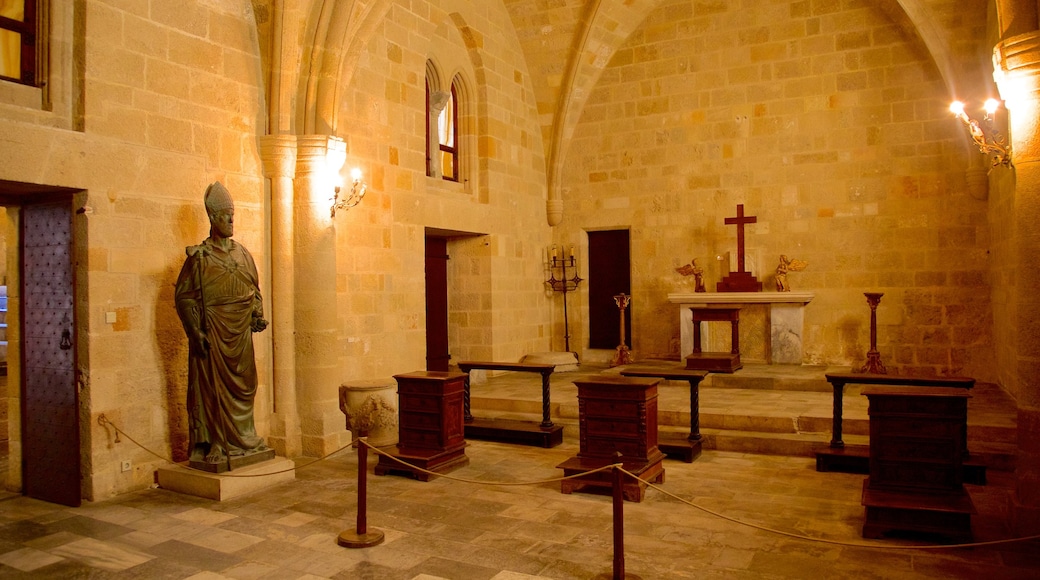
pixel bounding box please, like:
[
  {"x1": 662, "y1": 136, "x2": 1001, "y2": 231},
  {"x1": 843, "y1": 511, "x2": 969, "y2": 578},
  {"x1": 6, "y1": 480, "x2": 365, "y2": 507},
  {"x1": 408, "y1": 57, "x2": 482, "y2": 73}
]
[{"x1": 725, "y1": 204, "x2": 756, "y2": 274}]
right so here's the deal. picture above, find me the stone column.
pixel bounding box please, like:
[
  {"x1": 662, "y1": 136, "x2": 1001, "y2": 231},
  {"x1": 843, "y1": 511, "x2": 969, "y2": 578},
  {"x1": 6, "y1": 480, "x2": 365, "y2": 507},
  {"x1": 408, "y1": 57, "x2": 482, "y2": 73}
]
[
  {"x1": 294, "y1": 135, "x2": 343, "y2": 457},
  {"x1": 258, "y1": 134, "x2": 301, "y2": 458},
  {"x1": 994, "y1": 30, "x2": 1040, "y2": 535}
]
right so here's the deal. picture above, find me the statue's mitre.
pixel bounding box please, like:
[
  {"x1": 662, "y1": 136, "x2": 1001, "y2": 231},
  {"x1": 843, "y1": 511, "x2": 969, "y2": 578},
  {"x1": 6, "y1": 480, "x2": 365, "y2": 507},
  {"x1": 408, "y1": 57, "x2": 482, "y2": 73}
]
[{"x1": 204, "y1": 181, "x2": 234, "y2": 213}]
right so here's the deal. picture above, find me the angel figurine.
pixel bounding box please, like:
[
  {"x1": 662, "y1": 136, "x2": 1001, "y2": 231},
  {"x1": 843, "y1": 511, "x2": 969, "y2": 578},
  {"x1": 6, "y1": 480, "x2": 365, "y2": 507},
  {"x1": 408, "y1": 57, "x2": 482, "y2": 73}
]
[
  {"x1": 775, "y1": 255, "x2": 808, "y2": 291},
  {"x1": 675, "y1": 258, "x2": 706, "y2": 292}
]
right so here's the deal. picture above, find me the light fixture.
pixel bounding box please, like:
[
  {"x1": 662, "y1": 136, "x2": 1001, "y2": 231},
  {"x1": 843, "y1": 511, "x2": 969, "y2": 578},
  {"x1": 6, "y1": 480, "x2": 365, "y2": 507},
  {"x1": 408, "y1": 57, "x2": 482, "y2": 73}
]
[
  {"x1": 331, "y1": 167, "x2": 367, "y2": 217},
  {"x1": 949, "y1": 99, "x2": 1012, "y2": 168}
]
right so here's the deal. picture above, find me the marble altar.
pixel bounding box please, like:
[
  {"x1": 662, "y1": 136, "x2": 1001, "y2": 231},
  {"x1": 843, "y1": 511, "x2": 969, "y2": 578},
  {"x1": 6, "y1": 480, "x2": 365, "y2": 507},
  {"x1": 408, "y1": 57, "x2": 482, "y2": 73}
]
[{"x1": 668, "y1": 292, "x2": 814, "y2": 364}]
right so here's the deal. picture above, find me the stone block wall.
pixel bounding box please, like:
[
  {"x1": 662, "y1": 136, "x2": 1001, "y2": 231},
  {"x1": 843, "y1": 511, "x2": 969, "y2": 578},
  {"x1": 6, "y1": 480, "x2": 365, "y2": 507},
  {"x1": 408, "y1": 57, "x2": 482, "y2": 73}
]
[
  {"x1": 554, "y1": 0, "x2": 997, "y2": 379},
  {"x1": 333, "y1": 0, "x2": 553, "y2": 386},
  {"x1": 0, "y1": 1, "x2": 268, "y2": 499}
]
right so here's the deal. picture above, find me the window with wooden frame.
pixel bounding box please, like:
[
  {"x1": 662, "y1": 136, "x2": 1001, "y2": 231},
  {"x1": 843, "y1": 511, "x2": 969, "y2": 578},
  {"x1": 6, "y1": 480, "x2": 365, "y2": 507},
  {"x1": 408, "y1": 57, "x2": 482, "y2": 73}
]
[
  {"x1": 0, "y1": 0, "x2": 38, "y2": 86},
  {"x1": 437, "y1": 83, "x2": 458, "y2": 182}
]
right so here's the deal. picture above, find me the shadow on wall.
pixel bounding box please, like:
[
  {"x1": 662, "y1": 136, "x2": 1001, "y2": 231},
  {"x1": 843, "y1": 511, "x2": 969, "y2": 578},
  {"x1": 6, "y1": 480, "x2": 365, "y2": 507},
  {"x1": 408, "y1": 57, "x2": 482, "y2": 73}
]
[{"x1": 837, "y1": 316, "x2": 864, "y2": 367}]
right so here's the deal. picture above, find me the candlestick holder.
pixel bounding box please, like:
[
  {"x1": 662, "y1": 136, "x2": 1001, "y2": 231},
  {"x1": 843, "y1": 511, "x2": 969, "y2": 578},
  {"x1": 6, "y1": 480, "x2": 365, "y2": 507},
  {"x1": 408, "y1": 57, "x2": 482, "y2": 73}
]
[
  {"x1": 857, "y1": 292, "x2": 887, "y2": 374},
  {"x1": 611, "y1": 293, "x2": 633, "y2": 367},
  {"x1": 545, "y1": 247, "x2": 582, "y2": 353}
]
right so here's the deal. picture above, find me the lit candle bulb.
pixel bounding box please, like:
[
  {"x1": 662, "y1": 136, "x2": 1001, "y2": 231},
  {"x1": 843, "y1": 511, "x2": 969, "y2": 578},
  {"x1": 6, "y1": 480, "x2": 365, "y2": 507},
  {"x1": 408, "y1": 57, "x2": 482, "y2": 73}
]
[{"x1": 984, "y1": 98, "x2": 1000, "y2": 117}]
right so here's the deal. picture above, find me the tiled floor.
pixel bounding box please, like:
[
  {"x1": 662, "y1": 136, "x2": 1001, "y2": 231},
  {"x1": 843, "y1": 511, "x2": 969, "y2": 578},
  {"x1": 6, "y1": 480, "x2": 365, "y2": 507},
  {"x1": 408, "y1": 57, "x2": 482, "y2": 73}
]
[{"x1": 0, "y1": 365, "x2": 1035, "y2": 579}]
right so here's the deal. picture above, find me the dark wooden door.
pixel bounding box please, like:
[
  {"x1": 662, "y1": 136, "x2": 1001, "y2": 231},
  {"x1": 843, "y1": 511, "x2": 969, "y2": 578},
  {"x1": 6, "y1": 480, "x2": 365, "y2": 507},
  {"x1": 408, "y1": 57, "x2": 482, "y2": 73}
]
[
  {"x1": 21, "y1": 201, "x2": 80, "y2": 506},
  {"x1": 425, "y1": 236, "x2": 450, "y2": 371},
  {"x1": 588, "y1": 230, "x2": 631, "y2": 350}
]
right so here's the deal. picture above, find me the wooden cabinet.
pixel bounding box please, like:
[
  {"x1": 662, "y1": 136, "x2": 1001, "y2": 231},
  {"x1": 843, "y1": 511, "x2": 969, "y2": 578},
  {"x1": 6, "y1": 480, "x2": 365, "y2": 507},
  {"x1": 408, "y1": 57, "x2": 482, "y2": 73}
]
[
  {"x1": 557, "y1": 376, "x2": 665, "y2": 501},
  {"x1": 375, "y1": 371, "x2": 469, "y2": 480},
  {"x1": 860, "y1": 386, "x2": 975, "y2": 541}
]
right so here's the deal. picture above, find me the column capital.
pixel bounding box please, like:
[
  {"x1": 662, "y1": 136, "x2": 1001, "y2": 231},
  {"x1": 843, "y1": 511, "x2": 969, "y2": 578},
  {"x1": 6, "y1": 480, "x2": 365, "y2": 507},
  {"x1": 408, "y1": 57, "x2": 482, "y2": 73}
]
[
  {"x1": 258, "y1": 134, "x2": 297, "y2": 179},
  {"x1": 995, "y1": 31, "x2": 1040, "y2": 102},
  {"x1": 295, "y1": 134, "x2": 343, "y2": 178}
]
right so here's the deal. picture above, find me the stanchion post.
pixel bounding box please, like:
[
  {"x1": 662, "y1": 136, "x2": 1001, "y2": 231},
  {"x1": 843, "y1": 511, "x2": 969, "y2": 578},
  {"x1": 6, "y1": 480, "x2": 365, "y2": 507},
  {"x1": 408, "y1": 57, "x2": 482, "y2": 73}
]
[
  {"x1": 612, "y1": 461, "x2": 625, "y2": 580},
  {"x1": 338, "y1": 435, "x2": 385, "y2": 548}
]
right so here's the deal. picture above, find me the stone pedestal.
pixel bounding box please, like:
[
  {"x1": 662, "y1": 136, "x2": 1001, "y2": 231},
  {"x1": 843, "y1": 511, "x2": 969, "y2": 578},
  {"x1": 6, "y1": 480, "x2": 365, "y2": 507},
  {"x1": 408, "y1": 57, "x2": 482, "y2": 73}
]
[
  {"x1": 339, "y1": 378, "x2": 399, "y2": 447},
  {"x1": 156, "y1": 457, "x2": 295, "y2": 501}
]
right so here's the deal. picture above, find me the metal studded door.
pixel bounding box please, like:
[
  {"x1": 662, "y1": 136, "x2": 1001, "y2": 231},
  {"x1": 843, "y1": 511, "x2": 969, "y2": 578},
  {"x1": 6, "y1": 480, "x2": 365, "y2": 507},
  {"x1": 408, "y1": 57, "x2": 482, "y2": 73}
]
[{"x1": 21, "y1": 201, "x2": 80, "y2": 507}]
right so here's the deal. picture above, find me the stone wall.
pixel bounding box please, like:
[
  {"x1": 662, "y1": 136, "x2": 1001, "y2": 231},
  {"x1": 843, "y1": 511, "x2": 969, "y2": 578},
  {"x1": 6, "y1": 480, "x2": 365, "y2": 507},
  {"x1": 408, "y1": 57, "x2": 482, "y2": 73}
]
[
  {"x1": 333, "y1": 0, "x2": 553, "y2": 382},
  {"x1": 0, "y1": 1, "x2": 268, "y2": 499},
  {"x1": 554, "y1": 0, "x2": 997, "y2": 379}
]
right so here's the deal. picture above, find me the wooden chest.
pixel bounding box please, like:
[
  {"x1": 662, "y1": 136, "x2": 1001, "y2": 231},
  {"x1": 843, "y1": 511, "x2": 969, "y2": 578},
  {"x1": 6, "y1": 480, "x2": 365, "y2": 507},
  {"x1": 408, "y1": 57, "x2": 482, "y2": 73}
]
[
  {"x1": 558, "y1": 376, "x2": 665, "y2": 501},
  {"x1": 375, "y1": 371, "x2": 468, "y2": 480},
  {"x1": 860, "y1": 386, "x2": 975, "y2": 541}
]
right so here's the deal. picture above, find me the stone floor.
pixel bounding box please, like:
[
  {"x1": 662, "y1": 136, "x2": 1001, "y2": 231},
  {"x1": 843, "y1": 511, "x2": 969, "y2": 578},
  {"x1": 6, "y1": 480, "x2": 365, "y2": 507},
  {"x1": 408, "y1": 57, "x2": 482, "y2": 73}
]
[{"x1": 0, "y1": 363, "x2": 1035, "y2": 579}]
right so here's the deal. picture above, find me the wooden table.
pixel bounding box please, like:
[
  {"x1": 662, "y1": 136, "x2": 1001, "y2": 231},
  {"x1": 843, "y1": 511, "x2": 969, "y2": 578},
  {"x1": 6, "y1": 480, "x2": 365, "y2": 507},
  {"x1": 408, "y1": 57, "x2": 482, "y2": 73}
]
[
  {"x1": 619, "y1": 366, "x2": 709, "y2": 462},
  {"x1": 685, "y1": 306, "x2": 742, "y2": 372},
  {"x1": 456, "y1": 361, "x2": 563, "y2": 447}
]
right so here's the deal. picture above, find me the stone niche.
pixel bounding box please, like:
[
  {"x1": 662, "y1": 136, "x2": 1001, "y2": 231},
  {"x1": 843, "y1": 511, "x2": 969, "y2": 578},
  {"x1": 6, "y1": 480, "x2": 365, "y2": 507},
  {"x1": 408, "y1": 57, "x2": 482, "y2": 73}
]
[{"x1": 668, "y1": 292, "x2": 814, "y2": 364}]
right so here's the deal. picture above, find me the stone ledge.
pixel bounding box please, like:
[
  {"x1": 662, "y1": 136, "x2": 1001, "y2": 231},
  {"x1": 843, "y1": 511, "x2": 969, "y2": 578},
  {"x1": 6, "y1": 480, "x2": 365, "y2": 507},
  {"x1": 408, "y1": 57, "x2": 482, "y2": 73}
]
[{"x1": 521, "y1": 351, "x2": 579, "y2": 372}]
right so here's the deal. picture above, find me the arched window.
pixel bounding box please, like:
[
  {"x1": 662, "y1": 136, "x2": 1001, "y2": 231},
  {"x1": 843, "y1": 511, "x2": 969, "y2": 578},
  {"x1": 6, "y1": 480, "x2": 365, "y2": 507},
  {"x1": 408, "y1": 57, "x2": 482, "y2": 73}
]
[{"x1": 438, "y1": 83, "x2": 458, "y2": 182}]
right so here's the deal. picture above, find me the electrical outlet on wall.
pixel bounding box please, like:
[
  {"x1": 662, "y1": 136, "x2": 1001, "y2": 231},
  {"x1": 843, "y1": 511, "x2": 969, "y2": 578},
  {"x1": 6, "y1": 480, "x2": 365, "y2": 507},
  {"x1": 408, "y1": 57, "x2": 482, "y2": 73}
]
[{"x1": 121, "y1": 460, "x2": 131, "y2": 472}]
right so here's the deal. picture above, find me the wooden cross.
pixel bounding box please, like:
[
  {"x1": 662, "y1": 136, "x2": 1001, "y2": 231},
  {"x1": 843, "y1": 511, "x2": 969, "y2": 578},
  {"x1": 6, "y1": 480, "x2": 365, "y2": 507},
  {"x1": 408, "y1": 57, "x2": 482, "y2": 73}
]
[{"x1": 724, "y1": 204, "x2": 756, "y2": 274}]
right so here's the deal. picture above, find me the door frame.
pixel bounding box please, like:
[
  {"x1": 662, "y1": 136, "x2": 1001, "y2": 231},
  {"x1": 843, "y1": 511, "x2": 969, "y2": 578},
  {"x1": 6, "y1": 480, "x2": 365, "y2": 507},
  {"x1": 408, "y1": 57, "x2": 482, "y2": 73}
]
[{"x1": 0, "y1": 180, "x2": 85, "y2": 505}]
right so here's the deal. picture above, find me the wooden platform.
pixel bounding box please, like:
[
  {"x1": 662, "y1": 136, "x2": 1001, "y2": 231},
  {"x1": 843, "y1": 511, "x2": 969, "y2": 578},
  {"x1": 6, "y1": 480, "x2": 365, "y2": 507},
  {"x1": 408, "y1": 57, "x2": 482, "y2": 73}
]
[
  {"x1": 658, "y1": 434, "x2": 701, "y2": 463},
  {"x1": 815, "y1": 444, "x2": 987, "y2": 485},
  {"x1": 861, "y1": 481, "x2": 975, "y2": 542},
  {"x1": 464, "y1": 417, "x2": 564, "y2": 448},
  {"x1": 374, "y1": 444, "x2": 470, "y2": 481},
  {"x1": 557, "y1": 454, "x2": 666, "y2": 502},
  {"x1": 685, "y1": 352, "x2": 741, "y2": 373}
]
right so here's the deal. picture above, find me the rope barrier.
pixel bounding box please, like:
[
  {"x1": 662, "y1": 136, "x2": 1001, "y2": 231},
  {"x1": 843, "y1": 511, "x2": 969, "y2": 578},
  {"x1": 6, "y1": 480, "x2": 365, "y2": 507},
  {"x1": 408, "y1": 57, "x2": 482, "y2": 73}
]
[
  {"x1": 97, "y1": 414, "x2": 1040, "y2": 550},
  {"x1": 359, "y1": 439, "x2": 619, "y2": 484},
  {"x1": 617, "y1": 466, "x2": 1040, "y2": 550},
  {"x1": 97, "y1": 414, "x2": 353, "y2": 478}
]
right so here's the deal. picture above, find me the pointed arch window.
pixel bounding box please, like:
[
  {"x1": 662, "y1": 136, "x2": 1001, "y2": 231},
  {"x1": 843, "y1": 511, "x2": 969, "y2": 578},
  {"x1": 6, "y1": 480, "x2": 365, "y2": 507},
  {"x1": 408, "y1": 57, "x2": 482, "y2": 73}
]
[
  {"x1": 0, "y1": 0, "x2": 39, "y2": 85},
  {"x1": 437, "y1": 83, "x2": 458, "y2": 182}
]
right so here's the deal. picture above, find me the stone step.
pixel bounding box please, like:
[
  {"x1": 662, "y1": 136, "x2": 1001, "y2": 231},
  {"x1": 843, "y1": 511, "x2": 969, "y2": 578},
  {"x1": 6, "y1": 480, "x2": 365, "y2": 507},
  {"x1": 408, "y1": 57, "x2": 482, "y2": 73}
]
[{"x1": 466, "y1": 406, "x2": 1017, "y2": 471}]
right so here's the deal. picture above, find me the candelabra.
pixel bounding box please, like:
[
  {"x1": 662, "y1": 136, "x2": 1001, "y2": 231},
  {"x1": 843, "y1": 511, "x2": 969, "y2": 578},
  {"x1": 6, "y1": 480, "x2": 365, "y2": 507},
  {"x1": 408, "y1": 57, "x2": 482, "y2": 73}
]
[
  {"x1": 949, "y1": 99, "x2": 1012, "y2": 168},
  {"x1": 331, "y1": 168, "x2": 367, "y2": 217},
  {"x1": 545, "y1": 245, "x2": 582, "y2": 353}
]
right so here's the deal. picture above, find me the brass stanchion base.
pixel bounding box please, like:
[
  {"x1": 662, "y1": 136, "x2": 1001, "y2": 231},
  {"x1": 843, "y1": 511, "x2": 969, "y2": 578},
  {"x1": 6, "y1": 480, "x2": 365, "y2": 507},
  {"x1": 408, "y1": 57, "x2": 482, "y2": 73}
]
[{"x1": 337, "y1": 529, "x2": 385, "y2": 548}]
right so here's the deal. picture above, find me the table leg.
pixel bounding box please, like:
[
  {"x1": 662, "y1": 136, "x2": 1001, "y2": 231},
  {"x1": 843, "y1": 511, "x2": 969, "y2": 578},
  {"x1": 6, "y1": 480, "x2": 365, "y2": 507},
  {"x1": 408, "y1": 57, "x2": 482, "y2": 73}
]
[
  {"x1": 463, "y1": 373, "x2": 474, "y2": 423},
  {"x1": 830, "y1": 382, "x2": 845, "y2": 448},
  {"x1": 730, "y1": 319, "x2": 739, "y2": 355},
  {"x1": 692, "y1": 314, "x2": 702, "y2": 354},
  {"x1": 687, "y1": 378, "x2": 702, "y2": 441},
  {"x1": 540, "y1": 371, "x2": 554, "y2": 429}
]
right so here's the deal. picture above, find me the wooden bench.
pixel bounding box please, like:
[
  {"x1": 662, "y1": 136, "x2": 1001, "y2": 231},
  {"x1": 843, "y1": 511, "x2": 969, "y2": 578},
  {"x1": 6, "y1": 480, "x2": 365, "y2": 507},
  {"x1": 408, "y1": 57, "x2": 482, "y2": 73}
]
[
  {"x1": 619, "y1": 366, "x2": 709, "y2": 462},
  {"x1": 816, "y1": 372, "x2": 983, "y2": 483},
  {"x1": 456, "y1": 361, "x2": 563, "y2": 448}
]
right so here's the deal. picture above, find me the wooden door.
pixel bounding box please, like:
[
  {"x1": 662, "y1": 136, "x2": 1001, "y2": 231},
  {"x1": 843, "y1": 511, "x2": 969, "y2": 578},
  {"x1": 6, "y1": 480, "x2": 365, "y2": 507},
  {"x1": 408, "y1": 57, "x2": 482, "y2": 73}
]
[
  {"x1": 425, "y1": 236, "x2": 450, "y2": 371},
  {"x1": 21, "y1": 201, "x2": 80, "y2": 506},
  {"x1": 588, "y1": 230, "x2": 631, "y2": 350}
]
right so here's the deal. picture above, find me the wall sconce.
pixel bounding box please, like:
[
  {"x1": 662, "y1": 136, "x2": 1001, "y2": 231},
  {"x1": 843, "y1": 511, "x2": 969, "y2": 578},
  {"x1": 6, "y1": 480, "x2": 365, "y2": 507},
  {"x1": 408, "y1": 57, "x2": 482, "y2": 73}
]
[
  {"x1": 949, "y1": 99, "x2": 1012, "y2": 168},
  {"x1": 331, "y1": 167, "x2": 367, "y2": 217}
]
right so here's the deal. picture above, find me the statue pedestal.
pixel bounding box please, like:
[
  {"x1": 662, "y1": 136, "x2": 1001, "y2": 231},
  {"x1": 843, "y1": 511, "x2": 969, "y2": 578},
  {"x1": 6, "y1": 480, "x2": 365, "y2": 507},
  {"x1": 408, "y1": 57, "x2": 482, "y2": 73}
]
[{"x1": 156, "y1": 456, "x2": 295, "y2": 501}]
